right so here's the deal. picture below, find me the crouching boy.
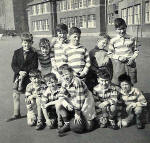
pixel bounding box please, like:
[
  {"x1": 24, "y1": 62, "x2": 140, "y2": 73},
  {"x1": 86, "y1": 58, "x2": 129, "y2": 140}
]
[
  {"x1": 93, "y1": 70, "x2": 119, "y2": 129},
  {"x1": 25, "y1": 69, "x2": 45, "y2": 130},
  {"x1": 118, "y1": 74, "x2": 147, "y2": 129},
  {"x1": 41, "y1": 73, "x2": 61, "y2": 129},
  {"x1": 56, "y1": 64, "x2": 96, "y2": 134}
]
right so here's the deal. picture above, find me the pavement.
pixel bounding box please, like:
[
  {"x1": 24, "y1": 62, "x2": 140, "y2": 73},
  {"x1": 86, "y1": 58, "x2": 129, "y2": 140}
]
[{"x1": 0, "y1": 36, "x2": 150, "y2": 143}]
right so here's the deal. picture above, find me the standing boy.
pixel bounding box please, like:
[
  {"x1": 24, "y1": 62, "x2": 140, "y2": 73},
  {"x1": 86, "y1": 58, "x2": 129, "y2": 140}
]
[
  {"x1": 108, "y1": 18, "x2": 139, "y2": 85},
  {"x1": 7, "y1": 32, "x2": 38, "y2": 121},
  {"x1": 63, "y1": 27, "x2": 90, "y2": 80}
]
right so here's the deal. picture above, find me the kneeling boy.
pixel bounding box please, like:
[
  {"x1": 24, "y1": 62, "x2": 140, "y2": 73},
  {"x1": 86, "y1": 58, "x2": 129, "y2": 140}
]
[{"x1": 56, "y1": 64, "x2": 96, "y2": 134}]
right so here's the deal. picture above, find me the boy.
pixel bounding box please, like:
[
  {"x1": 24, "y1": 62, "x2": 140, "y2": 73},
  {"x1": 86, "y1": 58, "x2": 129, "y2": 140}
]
[
  {"x1": 7, "y1": 32, "x2": 38, "y2": 122},
  {"x1": 86, "y1": 33, "x2": 112, "y2": 91},
  {"x1": 25, "y1": 69, "x2": 45, "y2": 130},
  {"x1": 93, "y1": 69, "x2": 119, "y2": 129},
  {"x1": 63, "y1": 27, "x2": 90, "y2": 80},
  {"x1": 56, "y1": 64, "x2": 96, "y2": 134},
  {"x1": 108, "y1": 18, "x2": 139, "y2": 85},
  {"x1": 51, "y1": 23, "x2": 68, "y2": 80},
  {"x1": 41, "y1": 73, "x2": 61, "y2": 129},
  {"x1": 37, "y1": 38, "x2": 54, "y2": 76},
  {"x1": 118, "y1": 74, "x2": 147, "y2": 129}
]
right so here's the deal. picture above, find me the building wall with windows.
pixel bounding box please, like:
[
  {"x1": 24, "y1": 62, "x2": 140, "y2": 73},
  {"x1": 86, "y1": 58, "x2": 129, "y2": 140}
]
[
  {"x1": 57, "y1": 0, "x2": 106, "y2": 36},
  {"x1": 107, "y1": 0, "x2": 150, "y2": 37},
  {"x1": 27, "y1": 0, "x2": 52, "y2": 37}
]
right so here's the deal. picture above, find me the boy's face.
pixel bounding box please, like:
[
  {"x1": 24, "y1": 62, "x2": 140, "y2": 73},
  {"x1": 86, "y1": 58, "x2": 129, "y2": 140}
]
[
  {"x1": 22, "y1": 40, "x2": 32, "y2": 51},
  {"x1": 61, "y1": 70, "x2": 73, "y2": 84},
  {"x1": 57, "y1": 31, "x2": 67, "y2": 41},
  {"x1": 45, "y1": 78, "x2": 57, "y2": 89},
  {"x1": 40, "y1": 46, "x2": 50, "y2": 56},
  {"x1": 69, "y1": 33, "x2": 80, "y2": 46},
  {"x1": 120, "y1": 81, "x2": 131, "y2": 93},
  {"x1": 116, "y1": 27, "x2": 126, "y2": 37},
  {"x1": 97, "y1": 38, "x2": 108, "y2": 49},
  {"x1": 97, "y1": 77, "x2": 110, "y2": 89},
  {"x1": 30, "y1": 76, "x2": 40, "y2": 85}
]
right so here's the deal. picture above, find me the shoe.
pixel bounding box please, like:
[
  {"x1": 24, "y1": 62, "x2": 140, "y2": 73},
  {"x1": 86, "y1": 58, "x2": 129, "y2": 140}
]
[
  {"x1": 46, "y1": 119, "x2": 56, "y2": 129},
  {"x1": 136, "y1": 117, "x2": 144, "y2": 129},
  {"x1": 58, "y1": 123, "x2": 70, "y2": 133},
  {"x1": 58, "y1": 120, "x2": 64, "y2": 129},
  {"x1": 35, "y1": 120, "x2": 44, "y2": 130},
  {"x1": 98, "y1": 117, "x2": 108, "y2": 128},
  {"x1": 6, "y1": 114, "x2": 21, "y2": 122},
  {"x1": 109, "y1": 119, "x2": 118, "y2": 130}
]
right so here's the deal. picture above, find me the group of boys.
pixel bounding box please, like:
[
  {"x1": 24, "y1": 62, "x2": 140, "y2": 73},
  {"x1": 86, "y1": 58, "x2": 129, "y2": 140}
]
[{"x1": 7, "y1": 18, "x2": 147, "y2": 135}]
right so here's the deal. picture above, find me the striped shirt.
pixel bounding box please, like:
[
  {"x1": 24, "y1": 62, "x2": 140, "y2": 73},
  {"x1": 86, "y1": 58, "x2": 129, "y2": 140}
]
[
  {"x1": 59, "y1": 76, "x2": 89, "y2": 111},
  {"x1": 41, "y1": 87, "x2": 60, "y2": 106},
  {"x1": 108, "y1": 34, "x2": 139, "y2": 60},
  {"x1": 64, "y1": 44, "x2": 91, "y2": 76},
  {"x1": 121, "y1": 87, "x2": 147, "y2": 107},
  {"x1": 37, "y1": 51, "x2": 54, "y2": 75},
  {"x1": 93, "y1": 85, "x2": 118, "y2": 106},
  {"x1": 51, "y1": 37, "x2": 67, "y2": 69}
]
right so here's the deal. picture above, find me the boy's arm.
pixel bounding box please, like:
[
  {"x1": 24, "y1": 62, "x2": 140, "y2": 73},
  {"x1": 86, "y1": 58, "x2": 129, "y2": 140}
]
[
  {"x1": 130, "y1": 38, "x2": 139, "y2": 60},
  {"x1": 136, "y1": 89, "x2": 147, "y2": 107},
  {"x1": 11, "y1": 51, "x2": 21, "y2": 74},
  {"x1": 80, "y1": 48, "x2": 91, "y2": 76}
]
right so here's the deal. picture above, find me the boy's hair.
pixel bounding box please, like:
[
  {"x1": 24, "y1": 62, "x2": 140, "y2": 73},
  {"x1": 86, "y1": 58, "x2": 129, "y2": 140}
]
[
  {"x1": 39, "y1": 38, "x2": 50, "y2": 49},
  {"x1": 118, "y1": 74, "x2": 132, "y2": 85},
  {"x1": 97, "y1": 68, "x2": 111, "y2": 80},
  {"x1": 29, "y1": 69, "x2": 41, "y2": 78},
  {"x1": 69, "y1": 27, "x2": 81, "y2": 36},
  {"x1": 114, "y1": 18, "x2": 127, "y2": 29},
  {"x1": 20, "y1": 32, "x2": 33, "y2": 43},
  {"x1": 56, "y1": 23, "x2": 68, "y2": 33},
  {"x1": 44, "y1": 73, "x2": 58, "y2": 82},
  {"x1": 98, "y1": 33, "x2": 111, "y2": 41},
  {"x1": 58, "y1": 64, "x2": 73, "y2": 75}
]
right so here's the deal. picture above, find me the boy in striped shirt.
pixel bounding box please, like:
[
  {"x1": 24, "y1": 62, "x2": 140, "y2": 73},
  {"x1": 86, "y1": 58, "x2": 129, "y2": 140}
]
[
  {"x1": 41, "y1": 73, "x2": 62, "y2": 129},
  {"x1": 51, "y1": 24, "x2": 68, "y2": 81},
  {"x1": 118, "y1": 74, "x2": 147, "y2": 129},
  {"x1": 57, "y1": 64, "x2": 95, "y2": 134},
  {"x1": 93, "y1": 69, "x2": 119, "y2": 129},
  {"x1": 108, "y1": 18, "x2": 139, "y2": 85},
  {"x1": 63, "y1": 27, "x2": 90, "y2": 80},
  {"x1": 37, "y1": 38, "x2": 54, "y2": 76}
]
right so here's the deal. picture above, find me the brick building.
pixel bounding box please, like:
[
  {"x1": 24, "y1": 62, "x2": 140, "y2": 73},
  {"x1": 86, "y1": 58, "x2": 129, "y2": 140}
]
[
  {"x1": 27, "y1": 0, "x2": 106, "y2": 37},
  {"x1": 107, "y1": 0, "x2": 150, "y2": 37},
  {"x1": 0, "y1": 0, "x2": 29, "y2": 33}
]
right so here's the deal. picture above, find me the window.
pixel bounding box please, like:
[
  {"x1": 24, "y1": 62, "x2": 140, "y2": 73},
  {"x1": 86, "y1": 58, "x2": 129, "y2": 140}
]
[
  {"x1": 43, "y1": 19, "x2": 49, "y2": 31},
  {"x1": 74, "y1": 16, "x2": 78, "y2": 27},
  {"x1": 79, "y1": 0, "x2": 83, "y2": 8},
  {"x1": 88, "y1": 14, "x2": 96, "y2": 28},
  {"x1": 134, "y1": 5, "x2": 141, "y2": 25},
  {"x1": 67, "y1": 17, "x2": 74, "y2": 29},
  {"x1": 88, "y1": 0, "x2": 95, "y2": 7},
  {"x1": 32, "y1": 21, "x2": 37, "y2": 31},
  {"x1": 32, "y1": 5, "x2": 36, "y2": 15},
  {"x1": 145, "y1": 1, "x2": 150, "y2": 23},
  {"x1": 74, "y1": 0, "x2": 79, "y2": 9},
  {"x1": 107, "y1": 13, "x2": 114, "y2": 25},
  {"x1": 60, "y1": 1, "x2": 66, "y2": 11},
  {"x1": 83, "y1": 0, "x2": 87, "y2": 7},
  {"x1": 43, "y1": 3, "x2": 48, "y2": 13},
  {"x1": 60, "y1": 18, "x2": 67, "y2": 25},
  {"x1": 70, "y1": 0, "x2": 74, "y2": 10},
  {"x1": 127, "y1": 7, "x2": 133, "y2": 25},
  {"x1": 121, "y1": 8, "x2": 127, "y2": 23},
  {"x1": 67, "y1": 0, "x2": 71, "y2": 10},
  {"x1": 79, "y1": 15, "x2": 86, "y2": 28}
]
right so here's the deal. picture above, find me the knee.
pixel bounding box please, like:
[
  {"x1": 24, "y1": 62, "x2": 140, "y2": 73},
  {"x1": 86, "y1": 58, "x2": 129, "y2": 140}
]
[
  {"x1": 134, "y1": 107, "x2": 142, "y2": 115},
  {"x1": 110, "y1": 105, "x2": 116, "y2": 113},
  {"x1": 13, "y1": 92, "x2": 20, "y2": 101}
]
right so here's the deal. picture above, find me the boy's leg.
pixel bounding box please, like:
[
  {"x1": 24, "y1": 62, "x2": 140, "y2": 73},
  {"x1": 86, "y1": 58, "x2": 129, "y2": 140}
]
[
  {"x1": 6, "y1": 91, "x2": 21, "y2": 122},
  {"x1": 35, "y1": 97, "x2": 44, "y2": 130},
  {"x1": 134, "y1": 106, "x2": 143, "y2": 129}
]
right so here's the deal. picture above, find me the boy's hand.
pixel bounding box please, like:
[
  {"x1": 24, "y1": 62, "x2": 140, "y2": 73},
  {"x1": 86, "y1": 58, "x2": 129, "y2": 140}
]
[
  {"x1": 118, "y1": 56, "x2": 127, "y2": 62},
  {"x1": 66, "y1": 104, "x2": 73, "y2": 111},
  {"x1": 19, "y1": 71, "x2": 26, "y2": 77},
  {"x1": 99, "y1": 101, "x2": 109, "y2": 109},
  {"x1": 74, "y1": 114, "x2": 82, "y2": 125},
  {"x1": 127, "y1": 57, "x2": 134, "y2": 65},
  {"x1": 127, "y1": 103, "x2": 137, "y2": 110},
  {"x1": 42, "y1": 103, "x2": 48, "y2": 109}
]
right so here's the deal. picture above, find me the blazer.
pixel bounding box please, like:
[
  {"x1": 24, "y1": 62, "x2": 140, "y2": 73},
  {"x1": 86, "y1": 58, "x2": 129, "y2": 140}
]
[{"x1": 11, "y1": 47, "x2": 38, "y2": 82}]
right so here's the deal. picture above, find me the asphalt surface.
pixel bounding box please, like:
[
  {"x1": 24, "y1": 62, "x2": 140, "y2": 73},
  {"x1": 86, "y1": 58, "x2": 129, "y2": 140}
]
[{"x1": 0, "y1": 36, "x2": 150, "y2": 143}]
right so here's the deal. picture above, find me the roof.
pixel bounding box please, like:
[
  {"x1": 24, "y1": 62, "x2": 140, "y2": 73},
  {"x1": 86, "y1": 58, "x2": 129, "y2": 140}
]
[{"x1": 27, "y1": 0, "x2": 47, "y2": 6}]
